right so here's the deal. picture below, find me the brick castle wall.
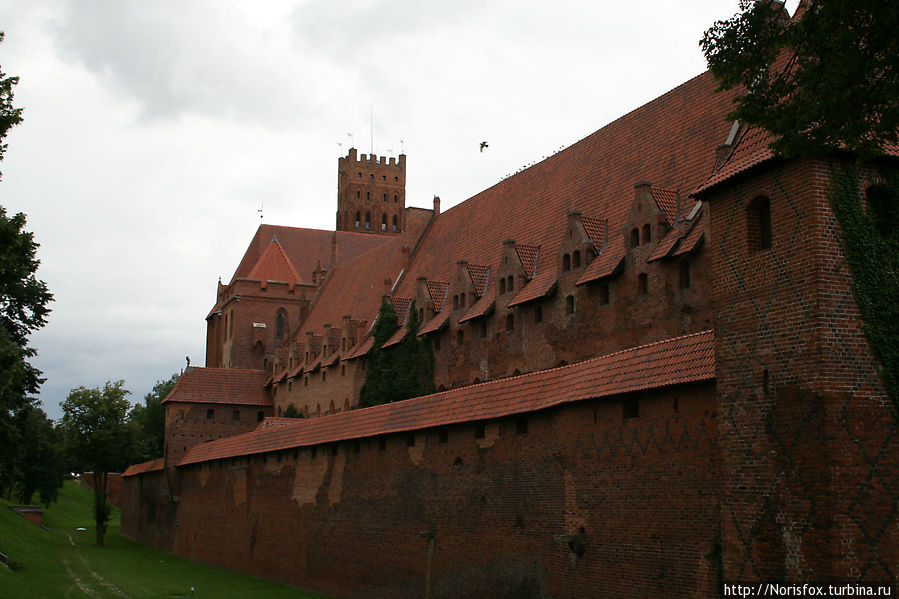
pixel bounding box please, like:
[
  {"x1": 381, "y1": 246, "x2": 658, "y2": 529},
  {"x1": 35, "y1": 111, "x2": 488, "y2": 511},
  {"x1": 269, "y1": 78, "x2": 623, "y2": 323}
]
[
  {"x1": 705, "y1": 158, "x2": 899, "y2": 583},
  {"x1": 124, "y1": 383, "x2": 720, "y2": 599}
]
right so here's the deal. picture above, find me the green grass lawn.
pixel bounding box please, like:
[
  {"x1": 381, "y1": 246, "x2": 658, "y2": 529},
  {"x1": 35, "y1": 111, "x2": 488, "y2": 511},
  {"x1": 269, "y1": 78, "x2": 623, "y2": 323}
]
[{"x1": 0, "y1": 481, "x2": 330, "y2": 599}]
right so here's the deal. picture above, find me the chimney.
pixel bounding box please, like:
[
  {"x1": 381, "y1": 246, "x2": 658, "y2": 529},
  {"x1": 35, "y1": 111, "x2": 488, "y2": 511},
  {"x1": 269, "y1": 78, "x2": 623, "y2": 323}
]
[{"x1": 433, "y1": 195, "x2": 441, "y2": 215}]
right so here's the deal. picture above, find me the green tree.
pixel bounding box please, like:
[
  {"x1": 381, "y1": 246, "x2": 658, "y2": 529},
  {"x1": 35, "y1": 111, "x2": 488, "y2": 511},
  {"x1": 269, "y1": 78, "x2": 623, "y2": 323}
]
[
  {"x1": 0, "y1": 31, "x2": 54, "y2": 499},
  {"x1": 700, "y1": 0, "x2": 899, "y2": 159},
  {"x1": 61, "y1": 381, "x2": 141, "y2": 546},
  {"x1": 10, "y1": 404, "x2": 66, "y2": 505},
  {"x1": 1, "y1": 31, "x2": 24, "y2": 174},
  {"x1": 283, "y1": 404, "x2": 304, "y2": 418},
  {"x1": 701, "y1": 2, "x2": 899, "y2": 408},
  {"x1": 360, "y1": 299, "x2": 435, "y2": 408},
  {"x1": 129, "y1": 373, "x2": 178, "y2": 460}
]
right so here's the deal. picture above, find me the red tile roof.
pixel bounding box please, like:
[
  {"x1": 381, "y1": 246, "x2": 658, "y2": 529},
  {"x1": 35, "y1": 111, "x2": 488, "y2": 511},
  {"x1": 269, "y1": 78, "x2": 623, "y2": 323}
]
[
  {"x1": 246, "y1": 239, "x2": 303, "y2": 283},
  {"x1": 122, "y1": 458, "x2": 165, "y2": 477},
  {"x1": 161, "y1": 367, "x2": 272, "y2": 406},
  {"x1": 580, "y1": 217, "x2": 607, "y2": 251},
  {"x1": 274, "y1": 368, "x2": 288, "y2": 384},
  {"x1": 514, "y1": 244, "x2": 540, "y2": 279},
  {"x1": 466, "y1": 264, "x2": 491, "y2": 296},
  {"x1": 381, "y1": 325, "x2": 408, "y2": 349},
  {"x1": 294, "y1": 237, "x2": 409, "y2": 350},
  {"x1": 651, "y1": 187, "x2": 680, "y2": 226},
  {"x1": 458, "y1": 285, "x2": 496, "y2": 323},
  {"x1": 322, "y1": 351, "x2": 339, "y2": 368},
  {"x1": 230, "y1": 226, "x2": 392, "y2": 285},
  {"x1": 672, "y1": 213, "x2": 705, "y2": 257},
  {"x1": 647, "y1": 218, "x2": 692, "y2": 262},
  {"x1": 393, "y1": 71, "x2": 739, "y2": 302},
  {"x1": 507, "y1": 267, "x2": 557, "y2": 307},
  {"x1": 426, "y1": 281, "x2": 449, "y2": 312},
  {"x1": 257, "y1": 417, "x2": 305, "y2": 431},
  {"x1": 345, "y1": 335, "x2": 375, "y2": 360},
  {"x1": 418, "y1": 308, "x2": 450, "y2": 337},
  {"x1": 576, "y1": 243, "x2": 625, "y2": 286},
  {"x1": 178, "y1": 330, "x2": 715, "y2": 466},
  {"x1": 388, "y1": 297, "x2": 412, "y2": 326}
]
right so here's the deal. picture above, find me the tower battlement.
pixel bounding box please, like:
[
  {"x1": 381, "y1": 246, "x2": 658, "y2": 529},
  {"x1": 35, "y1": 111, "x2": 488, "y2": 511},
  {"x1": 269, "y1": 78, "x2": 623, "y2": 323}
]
[{"x1": 336, "y1": 147, "x2": 407, "y2": 235}]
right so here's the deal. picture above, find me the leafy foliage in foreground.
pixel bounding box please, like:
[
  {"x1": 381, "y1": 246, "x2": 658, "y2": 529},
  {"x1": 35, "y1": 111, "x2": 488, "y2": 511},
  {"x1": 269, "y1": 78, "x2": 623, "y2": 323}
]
[{"x1": 701, "y1": 0, "x2": 899, "y2": 159}]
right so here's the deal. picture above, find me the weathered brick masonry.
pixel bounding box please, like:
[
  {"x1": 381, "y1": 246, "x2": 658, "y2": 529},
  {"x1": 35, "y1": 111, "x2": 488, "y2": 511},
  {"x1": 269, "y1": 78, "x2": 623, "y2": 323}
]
[{"x1": 121, "y1": 22, "x2": 899, "y2": 598}]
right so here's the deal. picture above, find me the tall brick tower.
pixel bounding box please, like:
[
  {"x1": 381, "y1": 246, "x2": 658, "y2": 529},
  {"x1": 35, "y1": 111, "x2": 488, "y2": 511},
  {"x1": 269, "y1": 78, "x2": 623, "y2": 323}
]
[{"x1": 336, "y1": 148, "x2": 406, "y2": 235}]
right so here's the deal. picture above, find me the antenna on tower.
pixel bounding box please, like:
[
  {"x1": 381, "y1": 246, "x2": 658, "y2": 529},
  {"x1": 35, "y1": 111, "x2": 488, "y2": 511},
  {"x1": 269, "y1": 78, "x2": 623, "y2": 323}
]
[
  {"x1": 258, "y1": 202, "x2": 264, "y2": 220},
  {"x1": 347, "y1": 132, "x2": 354, "y2": 148},
  {"x1": 369, "y1": 106, "x2": 374, "y2": 155},
  {"x1": 400, "y1": 138, "x2": 405, "y2": 154}
]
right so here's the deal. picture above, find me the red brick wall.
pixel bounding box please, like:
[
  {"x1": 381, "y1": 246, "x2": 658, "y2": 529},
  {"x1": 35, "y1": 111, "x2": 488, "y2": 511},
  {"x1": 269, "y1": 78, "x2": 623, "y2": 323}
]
[
  {"x1": 164, "y1": 401, "x2": 273, "y2": 467},
  {"x1": 120, "y1": 468, "x2": 176, "y2": 550},
  {"x1": 704, "y1": 158, "x2": 898, "y2": 583},
  {"x1": 82, "y1": 472, "x2": 123, "y2": 507},
  {"x1": 125, "y1": 383, "x2": 720, "y2": 598}
]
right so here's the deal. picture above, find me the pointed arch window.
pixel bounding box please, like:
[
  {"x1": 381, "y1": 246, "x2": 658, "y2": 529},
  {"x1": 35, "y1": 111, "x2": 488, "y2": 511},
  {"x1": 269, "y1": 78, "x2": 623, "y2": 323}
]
[
  {"x1": 630, "y1": 228, "x2": 640, "y2": 248},
  {"x1": 381, "y1": 214, "x2": 387, "y2": 231},
  {"x1": 507, "y1": 275, "x2": 514, "y2": 292},
  {"x1": 572, "y1": 250, "x2": 581, "y2": 268},
  {"x1": 355, "y1": 212, "x2": 361, "y2": 228},
  {"x1": 392, "y1": 215, "x2": 398, "y2": 231},
  {"x1": 276, "y1": 310, "x2": 287, "y2": 338},
  {"x1": 365, "y1": 212, "x2": 371, "y2": 230},
  {"x1": 641, "y1": 224, "x2": 652, "y2": 244}
]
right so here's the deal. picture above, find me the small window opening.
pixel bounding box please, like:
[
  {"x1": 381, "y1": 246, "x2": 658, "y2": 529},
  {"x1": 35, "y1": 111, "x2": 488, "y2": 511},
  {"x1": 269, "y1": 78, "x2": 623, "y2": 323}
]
[
  {"x1": 572, "y1": 250, "x2": 581, "y2": 268},
  {"x1": 630, "y1": 228, "x2": 640, "y2": 248},
  {"x1": 453, "y1": 295, "x2": 459, "y2": 310},
  {"x1": 499, "y1": 278, "x2": 506, "y2": 294},
  {"x1": 507, "y1": 275, "x2": 514, "y2": 292},
  {"x1": 866, "y1": 184, "x2": 899, "y2": 236},
  {"x1": 748, "y1": 196, "x2": 772, "y2": 251},
  {"x1": 365, "y1": 212, "x2": 371, "y2": 230},
  {"x1": 206, "y1": 409, "x2": 214, "y2": 420},
  {"x1": 515, "y1": 416, "x2": 528, "y2": 435},
  {"x1": 474, "y1": 423, "x2": 486, "y2": 439},
  {"x1": 506, "y1": 314, "x2": 515, "y2": 331},
  {"x1": 637, "y1": 273, "x2": 648, "y2": 295},
  {"x1": 565, "y1": 294, "x2": 575, "y2": 315},
  {"x1": 641, "y1": 223, "x2": 652, "y2": 244},
  {"x1": 460, "y1": 293, "x2": 466, "y2": 308},
  {"x1": 563, "y1": 254, "x2": 571, "y2": 271},
  {"x1": 679, "y1": 260, "x2": 691, "y2": 289},
  {"x1": 355, "y1": 212, "x2": 361, "y2": 228},
  {"x1": 622, "y1": 396, "x2": 639, "y2": 419},
  {"x1": 599, "y1": 282, "x2": 610, "y2": 305},
  {"x1": 392, "y1": 215, "x2": 398, "y2": 231}
]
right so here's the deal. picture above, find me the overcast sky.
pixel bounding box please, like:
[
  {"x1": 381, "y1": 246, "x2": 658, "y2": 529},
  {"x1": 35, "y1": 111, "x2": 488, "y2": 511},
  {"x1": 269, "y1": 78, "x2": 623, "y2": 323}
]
[{"x1": 0, "y1": 1, "x2": 799, "y2": 421}]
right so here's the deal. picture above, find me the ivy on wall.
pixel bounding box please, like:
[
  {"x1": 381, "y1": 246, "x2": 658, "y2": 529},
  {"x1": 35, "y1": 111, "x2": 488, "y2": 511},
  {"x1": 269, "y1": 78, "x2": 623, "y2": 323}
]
[
  {"x1": 359, "y1": 299, "x2": 435, "y2": 408},
  {"x1": 828, "y1": 163, "x2": 899, "y2": 415}
]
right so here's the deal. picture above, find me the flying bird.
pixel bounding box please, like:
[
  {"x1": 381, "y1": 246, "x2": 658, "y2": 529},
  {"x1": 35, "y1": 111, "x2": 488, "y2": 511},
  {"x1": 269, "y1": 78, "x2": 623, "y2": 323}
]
[{"x1": 480, "y1": 141, "x2": 489, "y2": 152}]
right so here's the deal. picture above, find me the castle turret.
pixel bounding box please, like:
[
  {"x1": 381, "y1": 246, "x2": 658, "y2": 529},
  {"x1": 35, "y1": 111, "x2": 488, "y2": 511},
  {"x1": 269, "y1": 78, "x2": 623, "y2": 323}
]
[{"x1": 336, "y1": 148, "x2": 407, "y2": 235}]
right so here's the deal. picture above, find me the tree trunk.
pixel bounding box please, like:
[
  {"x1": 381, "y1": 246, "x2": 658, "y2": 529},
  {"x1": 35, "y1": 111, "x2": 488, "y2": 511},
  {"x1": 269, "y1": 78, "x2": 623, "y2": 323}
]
[{"x1": 92, "y1": 471, "x2": 109, "y2": 546}]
